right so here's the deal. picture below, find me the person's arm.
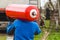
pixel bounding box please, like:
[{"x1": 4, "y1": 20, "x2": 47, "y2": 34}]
[
  {"x1": 34, "y1": 22, "x2": 41, "y2": 35},
  {"x1": 7, "y1": 22, "x2": 15, "y2": 34}
]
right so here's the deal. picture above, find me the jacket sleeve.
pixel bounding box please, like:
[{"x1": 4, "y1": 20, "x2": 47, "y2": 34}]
[
  {"x1": 7, "y1": 22, "x2": 15, "y2": 34},
  {"x1": 34, "y1": 22, "x2": 41, "y2": 35}
]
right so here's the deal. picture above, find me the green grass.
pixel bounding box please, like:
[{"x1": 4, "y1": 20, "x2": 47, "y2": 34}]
[
  {"x1": 0, "y1": 34, "x2": 6, "y2": 40},
  {"x1": 45, "y1": 20, "x2": 60, "y2": 40},
  {"x1": 47, "y1": 32, "x2": 60, "y2": 40},
  {"x1": 34, "y1": 20, "x2": 60, "y2": 40},
  {"x1": 34, "y1": 31, "x2": 44, "y2": 40},
  {"x1": 45, "y1": 20, "x2": 50, "y2": 28}
]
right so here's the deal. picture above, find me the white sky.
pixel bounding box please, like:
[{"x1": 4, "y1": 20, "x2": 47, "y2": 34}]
[
  {"x1": 41, "y1": 0, "x2": 48, "y2": 8},
  {"x1": 41, "y1": 0, "x2": 57, "y2": 9}
]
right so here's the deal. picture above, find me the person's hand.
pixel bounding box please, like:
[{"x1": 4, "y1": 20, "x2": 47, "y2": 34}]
[{"x1": 8, "y1": 21, "x2": 13, "y2": 26}]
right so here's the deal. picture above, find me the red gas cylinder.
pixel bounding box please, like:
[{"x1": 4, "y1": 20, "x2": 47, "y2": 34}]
[{"x1": 6, "y1": 4, "x2": 40, "y2": 21}]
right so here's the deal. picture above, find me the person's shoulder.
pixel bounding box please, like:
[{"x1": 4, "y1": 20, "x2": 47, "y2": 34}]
[
  {"x1": 14, "y1": 19, "x2": 21, "y2": 22},
  {"x1": 31, "y1": 22, "x2": 38, "y2": 26},
  {"x1": 13, "y1": 19, "x2": 22, "y2": 24}
]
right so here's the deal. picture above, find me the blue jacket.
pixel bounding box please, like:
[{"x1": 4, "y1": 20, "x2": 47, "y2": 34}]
[{"x1": 7, "y1": 19, "x2": 41, "y2": 40}]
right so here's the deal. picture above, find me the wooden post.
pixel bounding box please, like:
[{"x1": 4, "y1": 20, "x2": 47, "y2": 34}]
[
  {"x1": 58, "y1": 0, "x2": 60, "y2": 18},
  {"x1": 58, "y1": 0, "x2": 60, "y2": 24}
]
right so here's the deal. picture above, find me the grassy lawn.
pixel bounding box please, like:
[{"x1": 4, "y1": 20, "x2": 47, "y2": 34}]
[
  {"x1": 45, "y1": 20, "x2": 60, "y2": 40},
  {"x1": 0, "y1": 34, "x2": 6, "y2": 40},
  {"x1": 34, "y1": 31, "x2": 44, "y2": 40},
  {"x1": 47, "y1": 32, "x2": 60, "y2": 40},
  {"x1": 45, "y1": 20, "x2": 50, "y2": 28}
]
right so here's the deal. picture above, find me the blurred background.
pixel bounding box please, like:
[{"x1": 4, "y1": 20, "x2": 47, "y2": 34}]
[{"x1": 0, "y1": 0, "x2": 60, "y2": 40}]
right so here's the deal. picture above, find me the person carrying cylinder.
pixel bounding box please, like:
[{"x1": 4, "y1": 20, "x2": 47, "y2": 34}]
[{"x1": 6, "y1": 4, "x2": 41, "y2": 40}]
